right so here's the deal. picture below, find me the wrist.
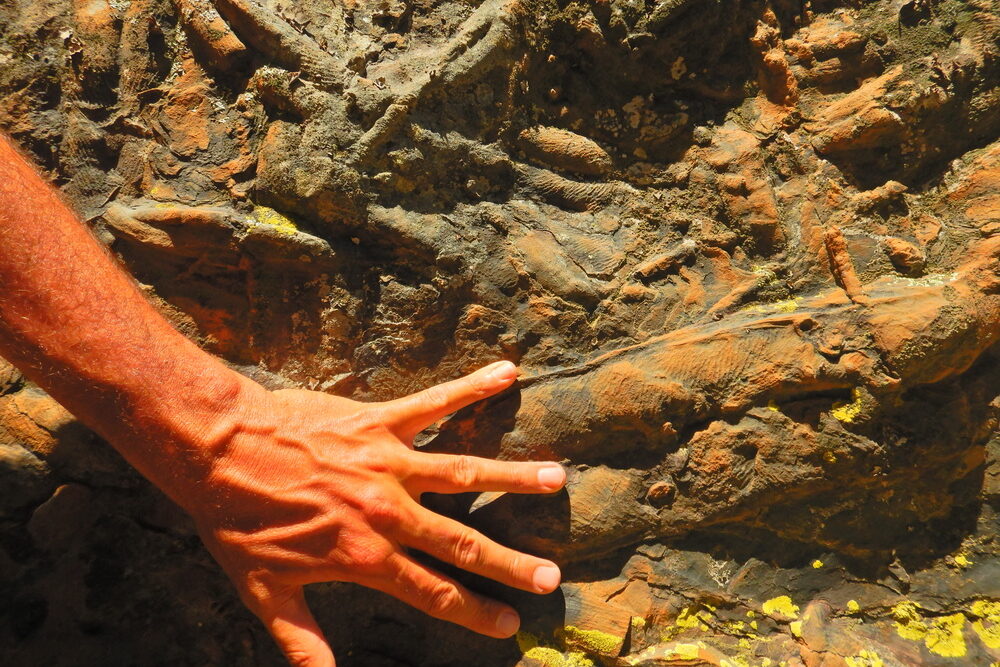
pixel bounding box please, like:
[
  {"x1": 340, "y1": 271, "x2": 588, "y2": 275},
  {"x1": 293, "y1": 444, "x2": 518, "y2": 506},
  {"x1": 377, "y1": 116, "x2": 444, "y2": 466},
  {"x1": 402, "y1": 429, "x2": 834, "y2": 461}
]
[{"x1": 109, "y1": 353, "x2": 268, "y2": 510}]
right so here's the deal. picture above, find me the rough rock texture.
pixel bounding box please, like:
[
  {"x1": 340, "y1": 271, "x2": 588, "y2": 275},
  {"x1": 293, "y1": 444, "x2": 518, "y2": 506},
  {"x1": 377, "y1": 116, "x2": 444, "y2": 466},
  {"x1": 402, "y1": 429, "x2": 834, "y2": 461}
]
[{"x1": 1, "y1": 0, "x2": 1000, "y2": 665}]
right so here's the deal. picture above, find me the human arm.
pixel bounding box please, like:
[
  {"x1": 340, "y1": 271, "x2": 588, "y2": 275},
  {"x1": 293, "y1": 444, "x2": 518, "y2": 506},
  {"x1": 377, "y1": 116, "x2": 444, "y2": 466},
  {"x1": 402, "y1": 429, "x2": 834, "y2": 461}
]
[{"x1": 0, "y1": 134, "x2": 565, "y2": 665}]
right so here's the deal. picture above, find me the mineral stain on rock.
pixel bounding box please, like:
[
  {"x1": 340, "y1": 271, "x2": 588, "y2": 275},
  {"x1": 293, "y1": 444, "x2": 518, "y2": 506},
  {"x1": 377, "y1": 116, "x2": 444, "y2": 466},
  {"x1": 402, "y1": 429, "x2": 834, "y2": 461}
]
[{"x1": 2, "y1": 0, "x2": 1000, "y2": 665}]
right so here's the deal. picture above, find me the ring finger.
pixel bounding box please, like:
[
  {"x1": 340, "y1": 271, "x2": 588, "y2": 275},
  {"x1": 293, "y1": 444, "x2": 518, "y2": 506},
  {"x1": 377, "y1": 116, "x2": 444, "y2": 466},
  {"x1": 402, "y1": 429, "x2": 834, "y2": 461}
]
[{"x1": 398, "y1": 505, "x2": 561, "y2": 595}]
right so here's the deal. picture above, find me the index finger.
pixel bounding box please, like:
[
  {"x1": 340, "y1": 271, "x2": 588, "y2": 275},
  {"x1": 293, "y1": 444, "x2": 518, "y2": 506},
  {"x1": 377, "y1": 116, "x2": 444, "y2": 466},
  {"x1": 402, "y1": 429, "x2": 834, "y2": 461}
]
[{"x1": 379, "y1": 361, "x2": 518, "y2": 441}]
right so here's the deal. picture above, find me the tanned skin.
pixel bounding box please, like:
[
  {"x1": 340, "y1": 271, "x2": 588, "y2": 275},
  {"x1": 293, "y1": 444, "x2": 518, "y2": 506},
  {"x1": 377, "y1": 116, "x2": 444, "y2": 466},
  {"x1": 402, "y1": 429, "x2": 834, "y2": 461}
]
[{"x1": 0, "y1": 134, "x2": 566, "y2": 666}]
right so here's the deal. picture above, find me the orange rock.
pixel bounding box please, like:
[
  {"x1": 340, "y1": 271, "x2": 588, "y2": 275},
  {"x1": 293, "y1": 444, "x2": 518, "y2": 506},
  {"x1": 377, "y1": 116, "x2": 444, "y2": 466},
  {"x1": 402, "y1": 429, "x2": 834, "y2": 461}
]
[
  {"x1": 159, "y1": 59, "x2": 214, "y2": 157},
  {"x1": 806, "y1": 67, "x2": 908, "y2": 154},
  {"x1": 751, "y1": 9, "x2": 799, "y2": 106},
  {"x1": 517, "y1": 126, "x2": 613, "y2": 177},
  {"x1": 882, "y1": 237, "x2": 926, "y2": 273},
  {"x1": 72, "y1": 0, "x2": 120, "y2": 89},
  {"x1": 823, "y1": 226, "x2": 869, "y2": 304},
  {"x1": 173, "y1": 0, "x2": 247, "y2": 69}
]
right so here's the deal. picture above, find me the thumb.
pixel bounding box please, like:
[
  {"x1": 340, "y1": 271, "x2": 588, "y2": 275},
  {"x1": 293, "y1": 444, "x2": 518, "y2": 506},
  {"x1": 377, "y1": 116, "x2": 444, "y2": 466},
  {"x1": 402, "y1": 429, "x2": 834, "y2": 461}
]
[{"x1": 264, "y1": 586, "x2": 336, "y2": 667}]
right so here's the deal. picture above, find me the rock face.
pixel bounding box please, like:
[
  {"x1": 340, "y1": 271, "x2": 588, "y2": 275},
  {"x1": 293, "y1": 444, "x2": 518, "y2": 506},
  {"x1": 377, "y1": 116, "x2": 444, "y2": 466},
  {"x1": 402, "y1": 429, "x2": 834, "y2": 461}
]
[{"x1": 1, "y1": 0, "x2": 1000, "y2": 665}]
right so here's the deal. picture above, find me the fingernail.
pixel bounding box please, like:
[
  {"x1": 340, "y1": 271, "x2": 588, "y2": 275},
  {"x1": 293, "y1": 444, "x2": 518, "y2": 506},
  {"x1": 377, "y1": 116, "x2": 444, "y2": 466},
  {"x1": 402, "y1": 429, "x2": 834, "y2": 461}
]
[
  {"x1": 486, "y1": 360, "x2": 517, "y2": 383},
  {"x1": 497, "y1": 610, "x2": 520, "y2": 636},
  {"x1": 533, "y1": 564, "x2": 561, "y2": 593},
  {"x1": 537, "y1": 465, "x2": 566, "y2": 490}
]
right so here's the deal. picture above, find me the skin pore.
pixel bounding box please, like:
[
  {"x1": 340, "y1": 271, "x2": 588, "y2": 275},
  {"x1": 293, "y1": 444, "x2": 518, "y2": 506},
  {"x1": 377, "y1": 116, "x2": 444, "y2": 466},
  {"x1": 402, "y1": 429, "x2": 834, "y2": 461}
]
[{"x1": 0, "y1": 134, "x2": 566, "y2": 666}]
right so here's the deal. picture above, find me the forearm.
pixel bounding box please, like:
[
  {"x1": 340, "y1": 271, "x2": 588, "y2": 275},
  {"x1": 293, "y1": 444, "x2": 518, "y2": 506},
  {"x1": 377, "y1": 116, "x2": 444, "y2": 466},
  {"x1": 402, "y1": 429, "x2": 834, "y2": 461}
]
[{"x1": 0, "y1": 134, "x2": 249, "y2": 505}]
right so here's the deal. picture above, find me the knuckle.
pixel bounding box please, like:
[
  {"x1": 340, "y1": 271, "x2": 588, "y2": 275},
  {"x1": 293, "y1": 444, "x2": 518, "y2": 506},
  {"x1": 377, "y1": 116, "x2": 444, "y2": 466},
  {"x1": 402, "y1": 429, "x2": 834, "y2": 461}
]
[
  {"x1": 425, "y1": 581, "x2": 464, "y2": 618},
  {"x1": 449, "y1": 455, "x2": 479, "y2": 488},
  {"x1": 452, "y1": 529, "x2": 483, "y2": 569},
  {"x1": 238, "y1": 573, "x2": 277, "y2": 615},
  {"x1": 507, "y1": 552, "x2": 524, "y2": 581},
  {"x1": 421, "y1": 386, "x2": 450, "y2": 413},
  {"x1": 357, "y1": 405, "x2": 391, "y2": 432},
  {"x1": 346, "y1": 542, "x2": 394, "y2": 575},
  {"x1": 362, "y1": 492, "x2": 402, "y2": 530},
  {"x1": 367, "y1": 502, "x2": 400, "y2": 529},
  {"x1": 284, "y1": 649, "x2": 316, "y2": 667},
  {"x1": 469, "y1": 372, "x2": 492, "y2": 395}
]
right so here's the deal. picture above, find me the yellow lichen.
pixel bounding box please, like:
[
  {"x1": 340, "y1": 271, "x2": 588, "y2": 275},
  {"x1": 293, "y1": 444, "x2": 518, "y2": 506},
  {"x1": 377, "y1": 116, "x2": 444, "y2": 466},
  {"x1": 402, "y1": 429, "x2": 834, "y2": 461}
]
[
  {"x1": 564, "y1": 653, "x2": 597, "y2": 667},
  {"x1": 673, "y1": 605, "x2": 715, "y2": 633},
  {"x1": 847, "y1": 600, "x2": 861, "y2": 613},
  {"x1": 517, "y1": 631, "x2": 540, "y2": 653},
  {"x1": 560, "y1": 625, "x2": 621, "y2": 655},
  {"x1": 954, "y1": 553, "x2": 973, "y2": 568},
  {"x1": 524, "y1": 646, "x2": 569, "y2": 667},
  {"x1": 628, "y1": 642, "x2": 706, "y2": 665},
  {"x1": 891, "y1": 602, "x2": 967, "y2": 657},
  {"x1": 885, "y1": 272, "x2": 957, "y2": 288},
  {"x1": 789, "y1": 621, "x2": 802, "y2": 638},
  {"x1": 721, "y1": 653, "x2": 776, "y2": 667},
  {"x1": 767, "y1": 399, "x2": 780, "y2": 411},
  {"x1": 831, "y1": 387, "x2": 864, "y2": 423},
  {"x1": 892, "y1": 601, "x2": 928, "y2": 641},
  {"x1": 925, "y1": 614, "x2": 966, "y2": 658},
  {"x1": 148, "y1": 183, "x2": 172, "y2": 200},
  {"x1": 249, "y1": 205, "x2": 298, "y2": 235},
  {"x1": 517, "y1": 631, "x2": 597, "y2": 667},
  {"x1": 762, "y1": 596, "x2": 800, "y2": 620},
  {"x1": 770, "y1": 298, "x2": 800, "y2": 313},
  {"x1": 970, "y1": 600, "x2": 1000, "y2": 649},
  {"x1": 740, "y1": 297, "x2": 800, "y2": 315},
  {"x1": 630, "y1": 616, "x2": 646, "y2": 632},
  {"x1": 720, "y1": 619, "x2": 763, "y2": 640},
  {"x1": 811, "y1": 559, "x2": 824, "y2": 569},
  {"x1": 671, "y1": 644, "x2": 701, "y2": 659},
  {"x1": 845, "y1": 649, "x2": 885, "y2": 667}
]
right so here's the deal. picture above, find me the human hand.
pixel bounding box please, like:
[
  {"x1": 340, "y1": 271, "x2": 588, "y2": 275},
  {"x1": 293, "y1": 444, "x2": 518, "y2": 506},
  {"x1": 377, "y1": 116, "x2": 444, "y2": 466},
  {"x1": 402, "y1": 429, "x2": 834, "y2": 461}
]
[
  {"x1": 0, "y1": 134, "x2": 563, "y2": 667},
  {"x1": 189, "y1": 361, "x2": 565, "y2": 666}
]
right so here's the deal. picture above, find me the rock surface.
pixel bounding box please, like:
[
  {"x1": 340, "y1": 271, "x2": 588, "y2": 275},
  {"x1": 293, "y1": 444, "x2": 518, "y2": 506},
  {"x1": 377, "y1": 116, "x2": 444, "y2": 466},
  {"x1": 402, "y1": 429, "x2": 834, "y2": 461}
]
[{"x1": 1, "y1": 0, "x2": 1000, "y2": 665}]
